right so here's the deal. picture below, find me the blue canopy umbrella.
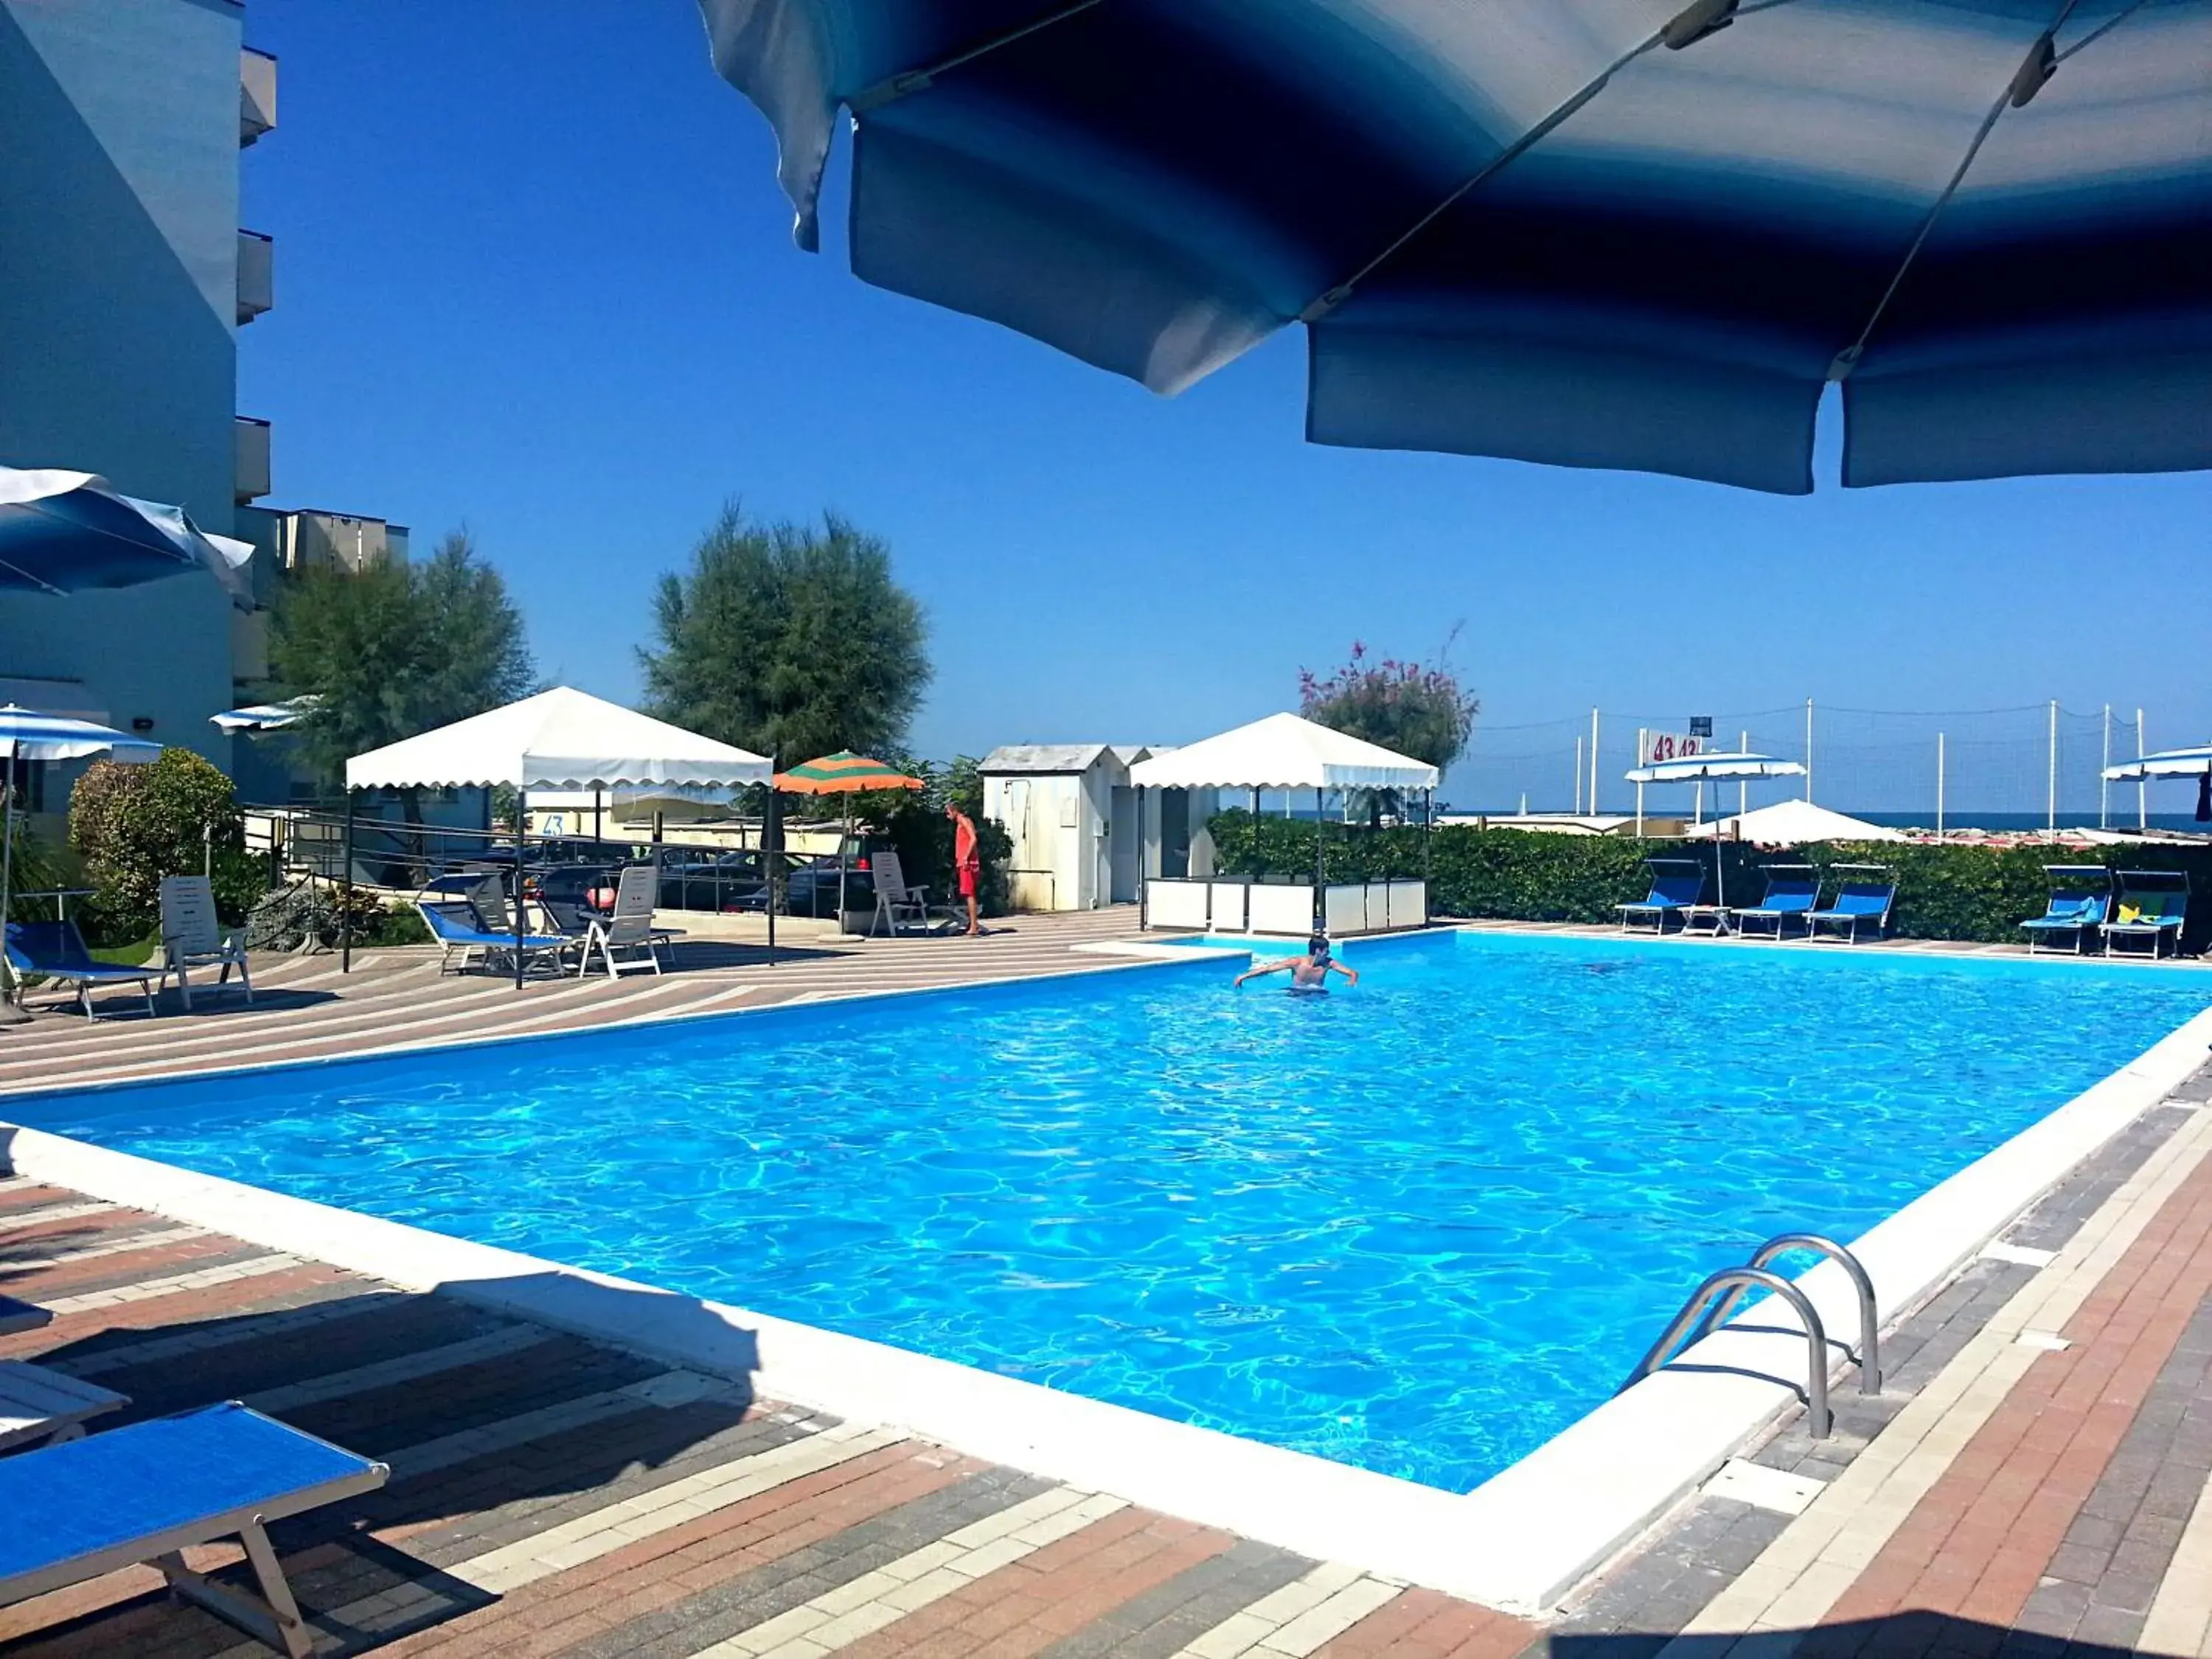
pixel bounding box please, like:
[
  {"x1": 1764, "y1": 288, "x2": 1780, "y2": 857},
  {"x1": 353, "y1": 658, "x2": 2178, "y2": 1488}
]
[
  {"x1": 700, "y1": 0, "x2": 2212, "y2": 493},
  {"x1": 0, "y1": 708, "x2": 160, "y2": 1015},
  {"x1": 0, "y1": 467, "x2": 254, "y2": 604}
]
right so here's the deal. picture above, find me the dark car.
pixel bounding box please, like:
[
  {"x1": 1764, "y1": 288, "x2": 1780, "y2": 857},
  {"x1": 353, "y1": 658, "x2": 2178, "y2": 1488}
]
[{"x1": 651, "y1": 847, "x2": 878, "y2": 918}]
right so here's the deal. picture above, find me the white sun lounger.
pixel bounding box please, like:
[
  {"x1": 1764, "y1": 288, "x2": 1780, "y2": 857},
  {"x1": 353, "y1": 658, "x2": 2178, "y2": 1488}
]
[
  {"x1": 0, "y1": 1360, "x2": 128, "y2": 1453},
  {"x1": 0, "y1": 1401, "x2": 389, "y2": 1658}
]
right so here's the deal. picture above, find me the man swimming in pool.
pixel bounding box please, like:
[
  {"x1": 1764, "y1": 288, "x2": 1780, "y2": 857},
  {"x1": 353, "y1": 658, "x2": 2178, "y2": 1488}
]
[{"x1": 1234, "y1": 932, "x2": 1358, "y2": 992}]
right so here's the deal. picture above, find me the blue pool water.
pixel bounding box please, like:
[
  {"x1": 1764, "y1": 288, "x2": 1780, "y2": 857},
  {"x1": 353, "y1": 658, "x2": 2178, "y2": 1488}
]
[{"x1": 13, "y1": 932, "x2": 2207, "y2": 1491}]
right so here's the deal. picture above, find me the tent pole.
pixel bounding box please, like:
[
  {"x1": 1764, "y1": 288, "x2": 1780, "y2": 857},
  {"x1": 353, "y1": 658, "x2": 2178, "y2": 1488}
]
[
  {"x1": 514, "y1": 785, "x2": 527, "y2": 990},
  {"x1": 1136, "y1": 785, "x2": 1148, "y2": 930},
  {"x1": 1314, "y1": 786, "x2": 1325, "y2": 928},
  {"x1": 0, "y1": 745, "x2": 21, "y2": 1020},
  {"x1": 340, "y1": 789, "x2": 355, "y2": 973},
  {"x1": 765, "y1": 784, "x2": 779, "y2": 965}
]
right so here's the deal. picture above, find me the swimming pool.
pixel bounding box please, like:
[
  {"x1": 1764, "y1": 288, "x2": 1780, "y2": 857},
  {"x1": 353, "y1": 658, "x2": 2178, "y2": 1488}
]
[{"x1": 11, "y1": 931, "x2": 2207, "y2": 1492}]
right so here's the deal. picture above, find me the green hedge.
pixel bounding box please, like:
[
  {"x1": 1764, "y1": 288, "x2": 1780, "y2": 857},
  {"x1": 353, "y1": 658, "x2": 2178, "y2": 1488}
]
[{"x1": 1206, "y1": 811, "x2": 2212, "y2": 952}]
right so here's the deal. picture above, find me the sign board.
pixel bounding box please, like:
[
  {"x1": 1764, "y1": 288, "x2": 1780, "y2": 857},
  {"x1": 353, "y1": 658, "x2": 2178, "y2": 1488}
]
[
  {"x1": 1688, "y1": 716, "x2": 1714, "y2": 738},
  {"x1": 1638, "y1": 731, "x2": 1708, "y2": 765}
]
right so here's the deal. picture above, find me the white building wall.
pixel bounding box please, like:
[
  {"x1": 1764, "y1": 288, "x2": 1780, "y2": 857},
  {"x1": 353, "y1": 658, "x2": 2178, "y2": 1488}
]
[{"x1": 0, "y1": 0, "x2": 247, "y2": 772}]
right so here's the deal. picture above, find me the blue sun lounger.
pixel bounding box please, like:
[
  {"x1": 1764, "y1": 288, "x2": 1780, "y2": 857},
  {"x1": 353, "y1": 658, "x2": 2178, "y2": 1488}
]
[
  {"x1": 1806, "y1": 866, "x2": 1897, "y2": 943},
  {"x1": 0, "y1": 1402, "x2": 386, "y2": 1658},
  {"x1": 416, "y1": 898, "x2": 570, "y2": 977},
  {"x1": 1617, "y1": 859, "x2": 1705, "y2": 934},
  {"x1": 1730, "y1": 864, "x2": 1822, "y2": 940},
  {"x1": 2104, "y1": 869, "x2": 2190, "y2": 959},
  {"x1": 2020, "y1": 866, "x2": 2111, "y2": 956},
  {"x1": 4, "y1": 920, "x2": 159, "y2": 1020}
]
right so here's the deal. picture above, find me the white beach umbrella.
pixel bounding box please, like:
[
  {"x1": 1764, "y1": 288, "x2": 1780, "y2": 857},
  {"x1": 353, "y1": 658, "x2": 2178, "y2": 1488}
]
[{"x1": 2101, "y1": 745, "x2": 2212, "y2": 781}]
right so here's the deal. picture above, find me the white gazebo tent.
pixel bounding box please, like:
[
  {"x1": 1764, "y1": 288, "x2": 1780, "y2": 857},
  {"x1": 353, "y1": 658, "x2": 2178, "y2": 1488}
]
[
  {"x1": 344, "y1": 687, "x2": 773, "y2": 984},
  {"x1": 1127, "y1": 712, "x2": 1439, "y2": 935}
]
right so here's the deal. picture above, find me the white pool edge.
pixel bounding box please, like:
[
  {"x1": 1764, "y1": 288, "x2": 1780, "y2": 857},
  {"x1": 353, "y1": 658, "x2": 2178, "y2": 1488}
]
[{"x1": 1, "y1": 994, "x2": 2205, "y2": 1615}]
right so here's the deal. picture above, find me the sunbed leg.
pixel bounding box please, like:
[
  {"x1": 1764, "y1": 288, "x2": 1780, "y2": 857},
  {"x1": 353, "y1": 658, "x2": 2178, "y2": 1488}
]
[{"x1": 156, "y1": 1521, "x2": 313, "y2": 1658}]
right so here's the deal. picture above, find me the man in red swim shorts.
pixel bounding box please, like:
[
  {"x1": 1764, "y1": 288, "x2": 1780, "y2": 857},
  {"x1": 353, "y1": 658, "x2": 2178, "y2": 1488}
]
[{"x1": 946, "y1": 801, "x2": 981, "y2": 936}]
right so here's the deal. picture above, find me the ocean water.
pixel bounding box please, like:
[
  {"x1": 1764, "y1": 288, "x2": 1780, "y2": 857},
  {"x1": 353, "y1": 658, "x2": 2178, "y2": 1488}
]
[{"x1": 15, "y1": 932, "x2": 2207, "y2": 1491}]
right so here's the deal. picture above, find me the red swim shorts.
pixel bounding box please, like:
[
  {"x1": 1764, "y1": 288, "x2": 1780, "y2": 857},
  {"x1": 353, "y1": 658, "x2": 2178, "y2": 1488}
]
[{"x1": 958, "y1": 864, "x2": 979, "y2": 898}]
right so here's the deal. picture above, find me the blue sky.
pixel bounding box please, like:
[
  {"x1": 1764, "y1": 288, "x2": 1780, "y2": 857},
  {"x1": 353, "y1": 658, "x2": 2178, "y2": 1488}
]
[{"x1": 236, "y1": 3, "x2": 2211, "y2": 812}]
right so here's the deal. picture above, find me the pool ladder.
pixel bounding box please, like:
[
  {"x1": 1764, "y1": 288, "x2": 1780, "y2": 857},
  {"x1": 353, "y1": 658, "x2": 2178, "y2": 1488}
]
[{"x1": 1621, "y1": 1234, "x2": 1881, "y2": 1440}]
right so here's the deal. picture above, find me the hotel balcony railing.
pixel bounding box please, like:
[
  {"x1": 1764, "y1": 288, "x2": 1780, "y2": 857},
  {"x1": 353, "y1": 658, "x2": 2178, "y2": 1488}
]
[
  {"x1": 234, "y1": 416, "x2": 271, "y2": 504},
  {"x1": 237, "y1": 230, "x2": 273, "y2": 324},
  {"x1": 240, "y1": 47, "x2": 276, "y2": 147}
]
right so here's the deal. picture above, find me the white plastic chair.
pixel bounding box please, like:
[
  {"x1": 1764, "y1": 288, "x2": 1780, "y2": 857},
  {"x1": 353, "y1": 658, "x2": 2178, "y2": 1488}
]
[
  {"x1": 868, "y1": 850, "x2": 947, "y2": 937},
  {"x1": 577, "y1": 864, "x2": 678, "y2": 978},
  {"x1": 156, "y1": 875, "x2": 251, "y2": 1011}
]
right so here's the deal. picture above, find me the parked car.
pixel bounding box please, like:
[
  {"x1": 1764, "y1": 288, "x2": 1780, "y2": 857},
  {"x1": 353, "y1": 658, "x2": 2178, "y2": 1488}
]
[{"x1": 652, "y1": 848, "x2": 880, "y2": 918}]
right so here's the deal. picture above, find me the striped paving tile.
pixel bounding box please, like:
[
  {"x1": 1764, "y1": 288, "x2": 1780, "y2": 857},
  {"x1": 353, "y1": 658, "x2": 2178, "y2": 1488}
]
[{"x1": 0, "y1": 911, "x2": 1148, "y2": 1093}]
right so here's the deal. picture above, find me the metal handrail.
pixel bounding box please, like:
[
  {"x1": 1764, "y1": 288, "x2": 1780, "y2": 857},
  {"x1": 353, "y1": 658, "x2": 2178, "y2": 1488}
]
[
  {"x1": 1700, "y1": 1234, "x2": 1881, "y2": 1395},
  {"x1": 1623, "y1": 1267, "x2": 1833, "y2": 1439}
]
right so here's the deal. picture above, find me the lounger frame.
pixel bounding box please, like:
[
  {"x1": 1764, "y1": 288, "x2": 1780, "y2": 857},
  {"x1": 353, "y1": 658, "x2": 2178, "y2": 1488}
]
[
  {"x1": 0, "y1": 1410, "x2": 388, "y2": 1659},
  {"x1": 1616, "y1": 860, "x2": 1705, "y2": 936},
  {"x1": 1729, "y1": 866, "x2": 1821, "y2": 941},
  {"x1": 2102, "y1": 871, "x2": 2189, "y2": 959}
]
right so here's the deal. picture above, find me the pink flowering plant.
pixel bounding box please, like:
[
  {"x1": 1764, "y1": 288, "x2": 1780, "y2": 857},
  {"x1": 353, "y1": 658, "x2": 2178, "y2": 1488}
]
[{"x1": 1298, "y1": 633, "x2": 1478, "y2": 774}]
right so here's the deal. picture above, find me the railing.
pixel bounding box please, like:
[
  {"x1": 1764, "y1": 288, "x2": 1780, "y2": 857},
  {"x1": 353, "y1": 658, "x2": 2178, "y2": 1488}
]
[
  {"x1": 237, "y1": 229, "x2": 273, "y2": 324},
  {"x1": 245, "y1": 804, "x2": 874, "y2": 930},
  {"x1": 1621, "y1": 1234, "x2": 1882, "y2": 1441},
  {"x1": 234, "y1": 417, "x2": 271, "y2": 504},
  {"x1": 240, "y1": 47, "x2": 276, "y2": 145}
]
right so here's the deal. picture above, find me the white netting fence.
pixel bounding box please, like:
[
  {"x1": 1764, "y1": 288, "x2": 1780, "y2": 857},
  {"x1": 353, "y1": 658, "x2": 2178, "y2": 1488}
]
[{"x1": 1448, "y1": 703, "x2": 2167, "y2": 828}]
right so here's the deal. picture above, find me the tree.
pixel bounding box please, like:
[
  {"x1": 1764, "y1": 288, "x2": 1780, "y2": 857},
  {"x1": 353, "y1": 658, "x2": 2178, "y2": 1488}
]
[
  {"x1": 1300, "y1": 635, "x2": 1479, "y2": 821},
  {"x1": 69, "y1": 748, "x2": 262, "y2": 941},
  {"x1": 265, "y1": 530, "x2": 536, "y2": 787},
  {"x1": 639, "y1": 504, "x2": 931, "y2": 763}
]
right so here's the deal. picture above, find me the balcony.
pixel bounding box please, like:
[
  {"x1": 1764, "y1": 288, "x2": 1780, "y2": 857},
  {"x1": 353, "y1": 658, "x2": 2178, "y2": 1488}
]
[
  {"x1": 240, "y1": 47, "x2": 276, "y2": 147},
  {"x1": 237, "y1": 230, "x2": 272, "y2": 324},
  {"x1": 234, "y1": 417, "x2": 271, "y2": 504}
]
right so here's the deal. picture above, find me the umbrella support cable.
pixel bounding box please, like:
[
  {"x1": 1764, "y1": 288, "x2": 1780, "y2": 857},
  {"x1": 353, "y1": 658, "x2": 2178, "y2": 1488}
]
[
  {"x1": 1297, "y1": 0, "x2": 1799, "y2": 324},
  {"x1": 1829, "y1": 0, "x2": 2083, "y2": 382},
  {"x1": 849, "y1": 0, "x2": 1105, "y2": 112}
]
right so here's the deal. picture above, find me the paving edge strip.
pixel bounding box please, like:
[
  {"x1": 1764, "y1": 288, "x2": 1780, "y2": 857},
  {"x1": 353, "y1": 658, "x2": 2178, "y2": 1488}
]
[{"x1": 4, "y1": 1005, "x2": 2209, "y2": 1618}]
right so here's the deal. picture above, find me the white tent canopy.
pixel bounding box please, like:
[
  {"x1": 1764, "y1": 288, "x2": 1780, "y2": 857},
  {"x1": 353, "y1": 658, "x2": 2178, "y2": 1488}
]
[
  {"x1": 1682, "y1": 799, "x2": 1904, "y2": 844},
  {"x1": 1127, "y1": 712, "x2": 1437, "y2": 793},
  {"x1": 344, "y1": 686, "x2": 772, "y2": 792}
]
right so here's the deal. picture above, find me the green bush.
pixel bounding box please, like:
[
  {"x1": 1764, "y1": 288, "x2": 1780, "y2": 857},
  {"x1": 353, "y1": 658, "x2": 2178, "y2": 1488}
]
[
  {"x1": 68, "y1": 750, "x2": 269, "y2": 945},
  {"x1": 1206, "y1": 810, "x2": 2212, "y2": 952}
]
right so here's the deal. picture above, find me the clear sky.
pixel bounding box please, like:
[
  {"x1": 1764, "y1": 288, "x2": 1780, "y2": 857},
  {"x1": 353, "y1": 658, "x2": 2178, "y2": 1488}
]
[{"x1": 236, "y1": 2, "x2": 2211, "y2": 814}]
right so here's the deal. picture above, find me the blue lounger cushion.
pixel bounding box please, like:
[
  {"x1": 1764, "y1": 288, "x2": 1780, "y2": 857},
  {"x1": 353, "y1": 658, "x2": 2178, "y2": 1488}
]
[
  {"x1": 417, "y1": 902, "x2": 566, "y2": 951},
  {"x1": 0, "y1": 1402, "x2": 386, "y2": 1604},
  {"x1": 3, "y1": 921, "x2": 157, "y2": 985}
]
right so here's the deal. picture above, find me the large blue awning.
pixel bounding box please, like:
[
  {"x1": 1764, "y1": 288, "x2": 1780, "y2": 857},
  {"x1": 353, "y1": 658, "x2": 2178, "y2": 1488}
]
[{"x1": 699, "y1": 0, "x2": 2212, "y2": 493}]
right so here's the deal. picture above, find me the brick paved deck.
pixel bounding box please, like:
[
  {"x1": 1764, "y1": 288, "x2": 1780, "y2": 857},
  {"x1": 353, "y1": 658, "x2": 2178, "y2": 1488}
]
[{"x1": 0, "y1": 909, "x2": 1150, "y2": 1097}]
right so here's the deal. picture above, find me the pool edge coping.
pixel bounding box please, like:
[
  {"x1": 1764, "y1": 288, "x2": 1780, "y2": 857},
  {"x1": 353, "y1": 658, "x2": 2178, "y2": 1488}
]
[{"x1": 1, "y1": 956, "x2": 2206, "y2": 1615}]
